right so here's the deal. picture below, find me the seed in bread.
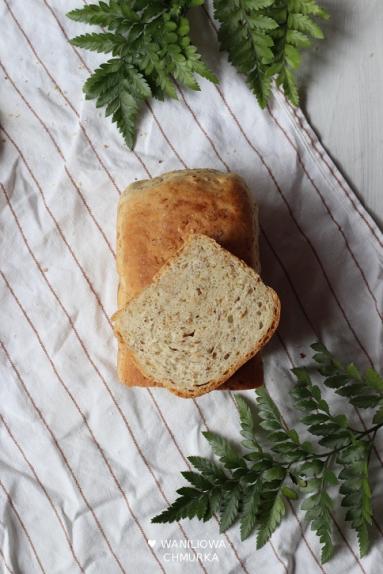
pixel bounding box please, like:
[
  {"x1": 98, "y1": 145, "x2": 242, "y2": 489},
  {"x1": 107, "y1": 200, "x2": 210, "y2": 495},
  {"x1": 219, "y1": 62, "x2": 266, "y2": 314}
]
[{"x1": 112, "y1": 234, "x2": 280, "y2": 398}]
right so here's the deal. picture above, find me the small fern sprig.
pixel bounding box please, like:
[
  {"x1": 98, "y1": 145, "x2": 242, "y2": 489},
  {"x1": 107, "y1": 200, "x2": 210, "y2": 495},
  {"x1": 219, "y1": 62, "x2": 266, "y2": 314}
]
[
  {"x1": 311, "y1": 342, "x2": 383, "y2": 422},
  {"x1": 213, "y1": 0, "x2": 329, "y2": 107},
  {"x1": 152, "y1": 343, "x2": 382, "y2": 564},
  {"x1": 213, "y1": 0, "x2": 278, "y2": 107},
  {"x1": 270, "y1": 0, "x2": 329, "y2": 105},
  {"x1": 67, "y1": 0, "x2": 217, "y2": 149}
]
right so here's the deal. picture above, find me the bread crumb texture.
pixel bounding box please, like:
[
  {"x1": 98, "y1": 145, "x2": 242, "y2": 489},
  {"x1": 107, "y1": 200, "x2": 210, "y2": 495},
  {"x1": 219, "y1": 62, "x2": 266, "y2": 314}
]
[{"x1": 113, "y1": 234, "x2": 280, "y2": 397}]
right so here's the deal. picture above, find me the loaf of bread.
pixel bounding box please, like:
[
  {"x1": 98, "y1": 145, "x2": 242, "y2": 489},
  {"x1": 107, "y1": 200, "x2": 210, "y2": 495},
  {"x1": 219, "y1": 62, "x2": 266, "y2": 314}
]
[
  {"x1": 113, "y1": 234, "x2": 280, "y2": 398},
  {"x1": 115, "y1": 169, "x2": 264, "y2": 391}
]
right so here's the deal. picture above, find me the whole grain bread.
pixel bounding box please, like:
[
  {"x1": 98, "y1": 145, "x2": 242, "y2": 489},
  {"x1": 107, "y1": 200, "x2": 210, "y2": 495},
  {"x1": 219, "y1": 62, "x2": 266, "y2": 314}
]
[
  {"x1": 116, "y1": 169, "x2": 263, "y2": 391},
  {"x1": 113, "y1": 234, "x2": 280, "y2": 398}
]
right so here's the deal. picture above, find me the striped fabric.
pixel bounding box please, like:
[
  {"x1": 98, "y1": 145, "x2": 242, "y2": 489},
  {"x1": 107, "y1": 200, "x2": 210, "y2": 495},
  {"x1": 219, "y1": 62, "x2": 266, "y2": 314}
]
[{"x1": 1, "y1": 1, "x2": 382, "y2": 573}]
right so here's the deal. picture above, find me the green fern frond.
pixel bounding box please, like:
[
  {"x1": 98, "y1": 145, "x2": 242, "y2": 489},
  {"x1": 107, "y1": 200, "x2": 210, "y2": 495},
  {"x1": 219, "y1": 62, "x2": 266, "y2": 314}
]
[
  {"x1": 213, "y1": 0, "x2": 328, "y2": 107},
  {"x1": 68, "y1": 0, "x2": 216, "y2": 148}
]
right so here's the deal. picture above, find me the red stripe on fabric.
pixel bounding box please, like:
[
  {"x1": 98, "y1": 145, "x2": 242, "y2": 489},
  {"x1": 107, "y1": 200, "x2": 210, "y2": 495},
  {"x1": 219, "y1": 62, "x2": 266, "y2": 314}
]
[
  {"x1": 0, "y1": 349, "x2": 129, "y2": 574},
  {"x1": 0, "y1": 271, "x2": 169, "y2": 573},
  {"x1": 266, "y1": 103, "x2": 382, "y2": 320},
  {"x1": 0, "y1": 479, "x2": 47, "y2": 574},
  {"x1": 0, "y1": 545, "x2": 16, "y2": 574},
  {"x1": 279, "y1": 92, "x2": 383, "y2": 251},
  {"x1": 0, "y1": 60, "x2": 115, "y2": 258},
  {"x1": 174, "y1": 82, "x2": 230, "y2": 173},
  {"x1": 1, "y1": 414, "x2": 85, "y2": 573},
  {"x1": 0, "y1": 126, "x2": 112, "y2": 329},
  {"x1": 269, "y1": 540, "x2": 289, "y2": 574},
  {"x1": 261, "y1": 228, "x2": 318, "y2": 335},
  {"x1": 3, "y1": 0, "x2": 148, "y2": 187},
  {"x1": 331, "y1": 514, "x2": 369, "y2": 574},
  {"x1": 0, "y1": 181, "x2": 116, "y2": 405},
  {"x1": 145, "y1": 100, "x2": 188, "y2": 168}
]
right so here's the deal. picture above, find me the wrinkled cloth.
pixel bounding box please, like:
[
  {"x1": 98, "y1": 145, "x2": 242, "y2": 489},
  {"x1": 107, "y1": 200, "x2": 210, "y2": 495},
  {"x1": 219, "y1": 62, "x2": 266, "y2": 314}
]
[{"x1": 1, "y1": 1, "x2": 382, "y2": 573}]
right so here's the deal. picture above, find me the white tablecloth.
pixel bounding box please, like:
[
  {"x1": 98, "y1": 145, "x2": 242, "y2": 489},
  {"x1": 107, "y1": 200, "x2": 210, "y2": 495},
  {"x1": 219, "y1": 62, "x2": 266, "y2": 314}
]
[{"x1": 1, "y1": 1, "x2": 382, "y2": 573}]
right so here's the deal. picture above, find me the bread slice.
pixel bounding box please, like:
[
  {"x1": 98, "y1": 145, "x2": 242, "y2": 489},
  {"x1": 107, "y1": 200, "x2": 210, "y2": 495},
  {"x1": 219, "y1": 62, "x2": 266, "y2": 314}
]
[
  {"x1": 112, "y1": 234, "x2": 280, "y2": 398},
  {"x1": 115, "y1": 168, "x2": 263, "y2": 391}
]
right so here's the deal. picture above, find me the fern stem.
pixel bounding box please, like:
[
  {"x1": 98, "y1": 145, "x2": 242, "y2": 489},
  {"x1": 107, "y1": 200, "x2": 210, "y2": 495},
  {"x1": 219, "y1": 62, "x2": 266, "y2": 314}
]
[{"x1": 288, "y1": 423, "x2": 383, "y2": 468}]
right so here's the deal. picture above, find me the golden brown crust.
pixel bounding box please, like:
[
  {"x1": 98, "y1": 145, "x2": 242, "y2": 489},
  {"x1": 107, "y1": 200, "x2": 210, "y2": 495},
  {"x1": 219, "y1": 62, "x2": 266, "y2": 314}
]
[
  {"x1": 115, "y1": 169, "x2": 264, "y2": 393},
  {"x1": 113, "y1": 234, "x2": 280, "y2": 398}
]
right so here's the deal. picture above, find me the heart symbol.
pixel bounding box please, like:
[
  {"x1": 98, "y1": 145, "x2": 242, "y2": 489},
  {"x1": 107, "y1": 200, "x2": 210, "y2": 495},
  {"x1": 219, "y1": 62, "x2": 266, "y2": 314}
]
[{"x1": 148, "y1": 539, "x2": 156, "y2": 547}]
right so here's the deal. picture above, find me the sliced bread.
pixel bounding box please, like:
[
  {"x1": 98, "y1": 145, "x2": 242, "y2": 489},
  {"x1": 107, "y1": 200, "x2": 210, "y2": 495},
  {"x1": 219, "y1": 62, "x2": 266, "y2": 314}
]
[
  {"x1": 116, "y1": 168, "x2": 262, "y2": 391},
  {"x1": 112, "y1": 234, "x2": 280, "y2": 398}
]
